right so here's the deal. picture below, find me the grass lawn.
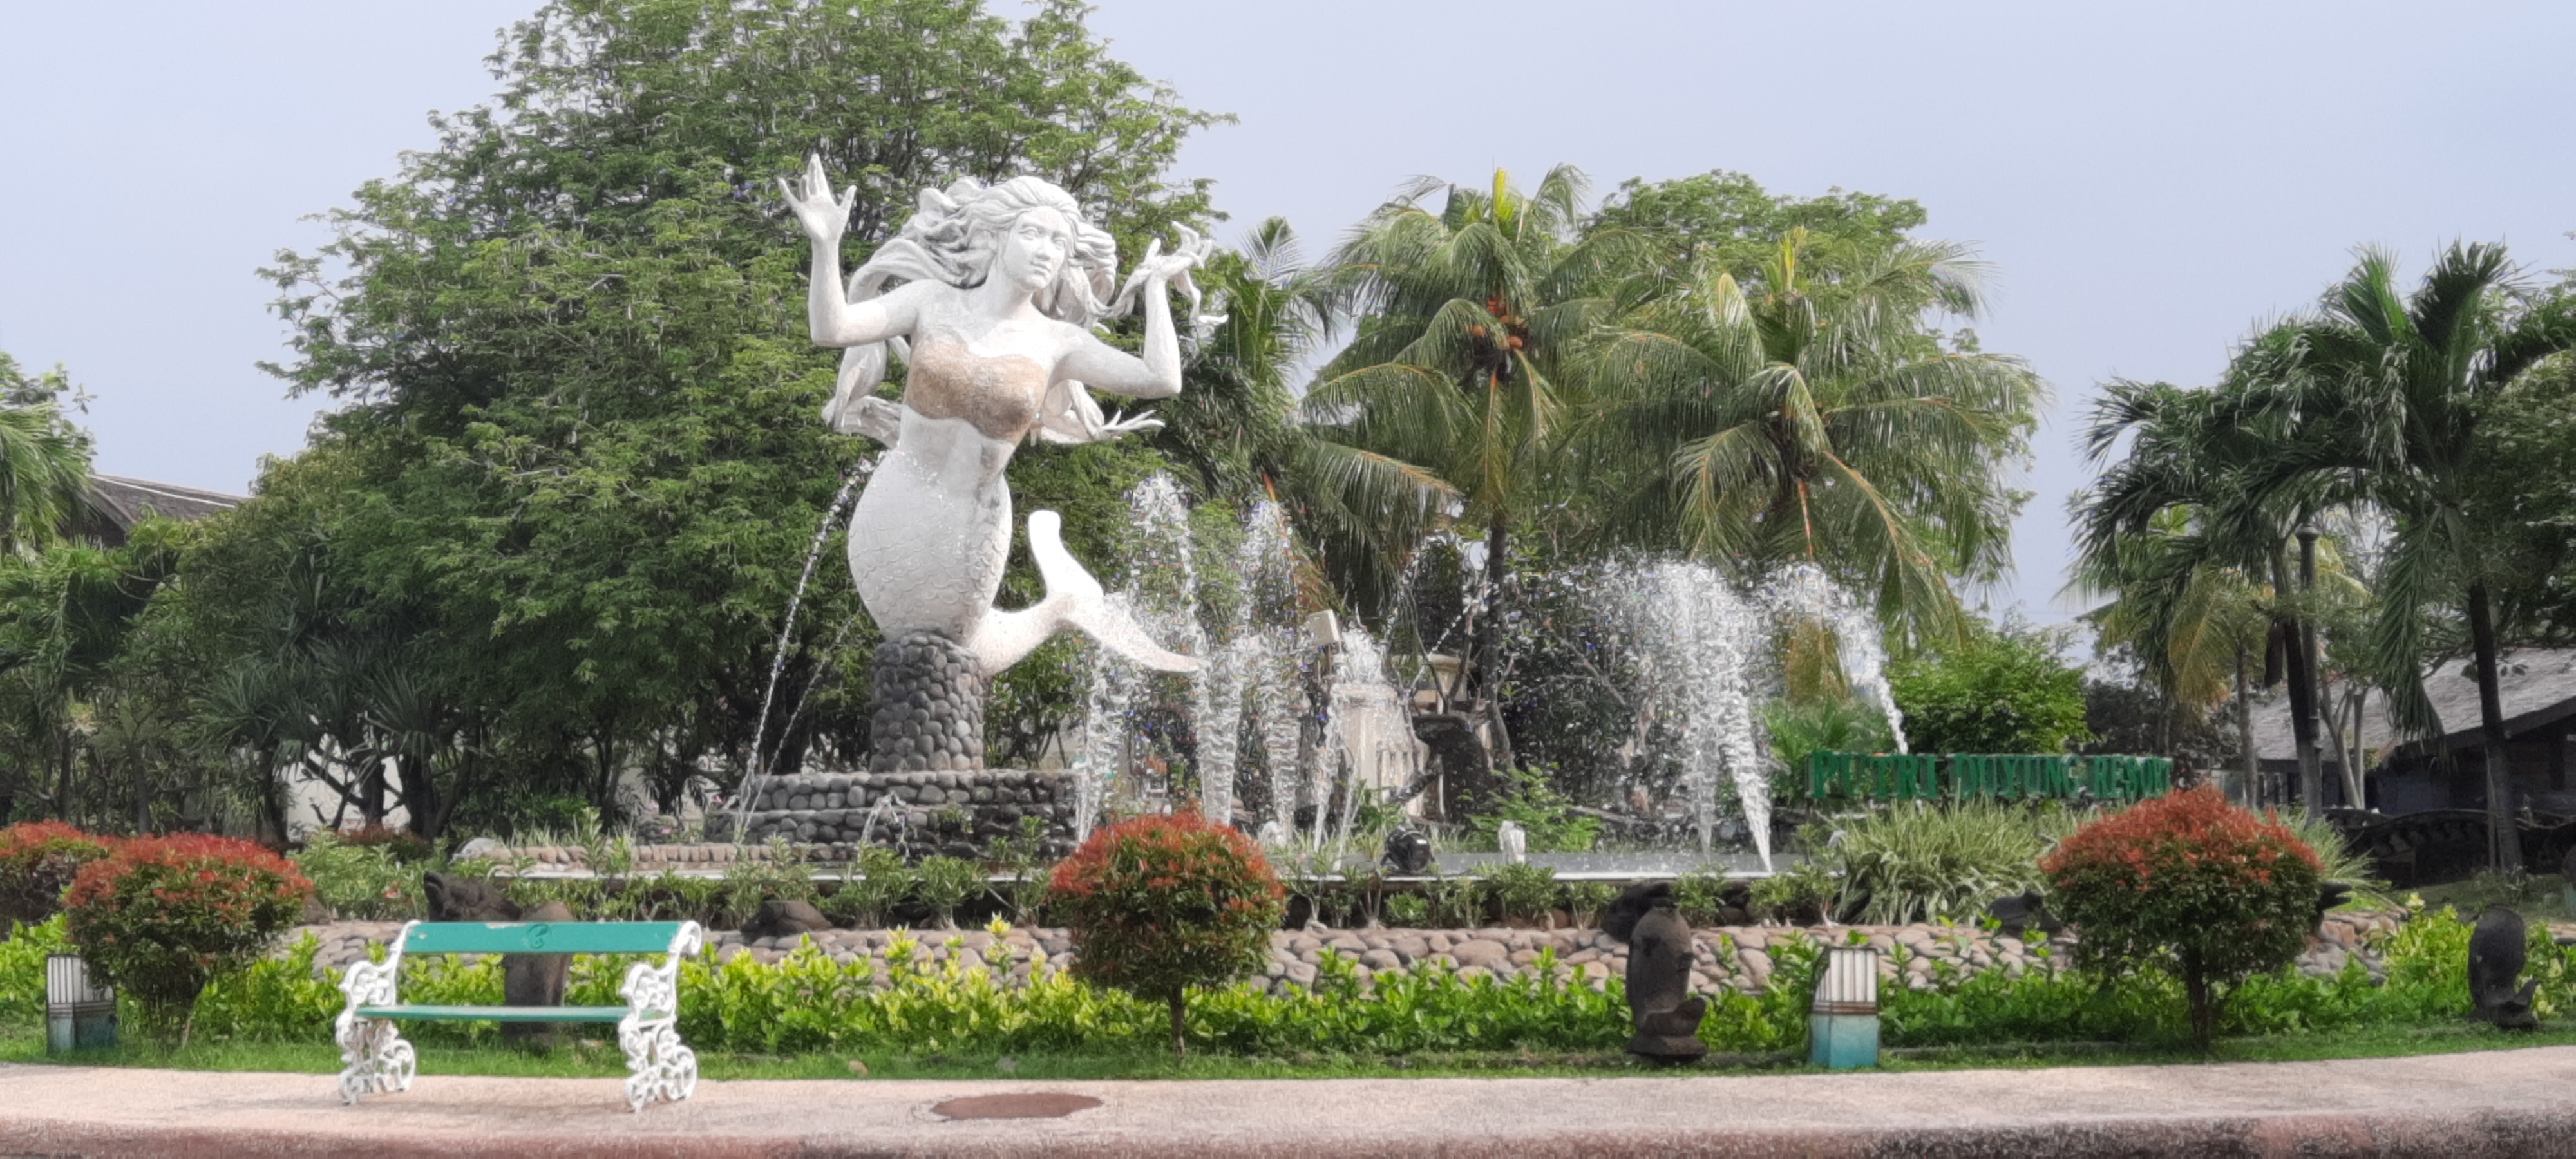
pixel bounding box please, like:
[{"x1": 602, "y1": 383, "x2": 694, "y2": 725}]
[{"x1": 6, "y1": 1019, "x2": 2572, "y2": 1082}]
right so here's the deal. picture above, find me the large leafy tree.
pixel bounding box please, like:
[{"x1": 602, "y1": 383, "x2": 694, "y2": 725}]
[
  {"x1": 248, "y1": 0, "x2": 1224, "y2": 826},
  {"x1": 1582, "y1": 226, "x2": 2043, "y2": 643},
  {"x1": 1590, "y1": 169, "x2": 1931, "y2": 293}
]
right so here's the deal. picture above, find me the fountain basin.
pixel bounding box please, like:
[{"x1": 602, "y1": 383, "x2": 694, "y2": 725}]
[{"x1": 708, "y1": 769, "x2": 1079, "y2": 858}]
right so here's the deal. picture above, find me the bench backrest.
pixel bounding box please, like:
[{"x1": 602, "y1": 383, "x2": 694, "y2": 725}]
[{"x1": 401, "y1": 921, "x2": 689, "y2": 956}]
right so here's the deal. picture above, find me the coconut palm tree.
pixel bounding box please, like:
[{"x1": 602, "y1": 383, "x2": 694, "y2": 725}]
[
  {"x1": 1306, "y1": 167, "x2": 1651, "y2": 762},
  {"x1": 0, "y1": 353, "x2": 95, "y2": 556},
  {"x1": 1580, "y1": 227, "x2": 2044, "y2": 644},
  {"x1": 1158, "y1": 219, "x2": 1448, "y2": 607},
  {"x1": 2075, "y1": 371, "x2": 2354, "y2": 816}
]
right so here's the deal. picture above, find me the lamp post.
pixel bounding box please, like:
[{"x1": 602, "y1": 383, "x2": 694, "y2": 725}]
[{"x1": 2297, "y1": 525, "x2": 2324, "y2": 820}]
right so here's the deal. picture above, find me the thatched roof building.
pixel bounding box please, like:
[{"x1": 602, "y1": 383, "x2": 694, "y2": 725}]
[{"x1": 2248, "y1": 646, "x2": 2576, "y2": 815}]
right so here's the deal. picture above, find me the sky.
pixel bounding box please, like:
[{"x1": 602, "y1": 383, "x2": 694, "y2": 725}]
[{"x1": 5, "y1": 1, "x2": 2573, "y2": 625}]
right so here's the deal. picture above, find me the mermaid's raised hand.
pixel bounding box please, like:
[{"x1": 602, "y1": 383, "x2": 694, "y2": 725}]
[{"x1": 777, "y1": 153, "x2": 856, "y2": 245}]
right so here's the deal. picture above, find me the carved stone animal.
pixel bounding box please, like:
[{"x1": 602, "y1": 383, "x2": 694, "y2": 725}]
[
  {"x1": 1602, "y1": 882, "x2": 1707, "y2": 1060},
  {"x1": 745, "y1": 898, "x2": 833, "y2": 939},
  {"x1": 421, "y1": 872, "x2": 571, "y2": 1049},
  {"x1": 2469, "y1": 905, "x2": 2539, "y2": 1030},
  {"x1": 1381, "y1": 829, "x2": 1434, "y2": 875},
  {"x1": 2314, "y1": 881, "x2": 2354, "y2": 926},
  {"x1": 1983, "y1": 890, "x2": 2061, "y2": 938}
]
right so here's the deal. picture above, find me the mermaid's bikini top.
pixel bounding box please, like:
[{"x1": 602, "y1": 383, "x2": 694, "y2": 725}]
[{"x1": 905, "y1": 334, "x2": 1051, "y2": 443}]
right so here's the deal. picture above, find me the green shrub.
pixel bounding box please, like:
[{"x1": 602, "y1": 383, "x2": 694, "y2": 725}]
[
  {"x1": 64, "y1": 834, "x2": 312, "y2": 1047},
  {"x1": 1566, "y1": 881, "x2": 1615, "y2": 928},
  {"x1": 984, "y1": 815, "x2": 1056, "y2": 925},
  {"x1": 823, "y1": 847, "x2": 913, "y2": 928},
  {"x1": 1480, "y1": 863, "x2": 1561, "y2": 925},
  {"x1": 292, "y1": 830, "x2": 422, "y2": 921},
  {"x1": 1747, "y1": 858, "x2": 1835, "y2": 923},
  {"x1": 911, "y1": 856, "x2": 983, "y2": 930},
  {"x1": 1384, "y1": 892, "x2": 1430, "y2": 927},
  {"x1": 2043, "y1": 787, "x2": 2322, "y2": 1051},
  {"x1": 0, "y1": 915, "x2": 71, "y2": 1026},
  {"x1": 1672, "y1": 869, "x2": 1733, "y2": 925},
  {"x1": 1422, "y1": 873, "x2": 1480, "y2": 927},
  {"x1": 1050, "y1": 811, "x2": 1285, "y2": 1055},
  {"x1": 1888, "y1": 620, "x2": 2092, "y2": 755},
  {"x1": 1821, "y1": 802, "x2": 2056, "y2": 924},
  {"x1": 0, "y1": 820, "x2": 115, "y2": 927}
]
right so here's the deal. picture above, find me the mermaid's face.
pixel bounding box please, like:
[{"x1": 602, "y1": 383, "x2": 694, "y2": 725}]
[{"x1": 991, "y1": 206, "x2": 1072, "y2": 294}]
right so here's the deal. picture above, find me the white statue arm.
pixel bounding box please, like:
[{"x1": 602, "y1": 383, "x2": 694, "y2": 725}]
[
  {"x1": 1057, "y1": 227, "x2": 1213, "y2": 400},
  {"x1": 781, "y1": 154, "x2": 923, "y2": 348}
]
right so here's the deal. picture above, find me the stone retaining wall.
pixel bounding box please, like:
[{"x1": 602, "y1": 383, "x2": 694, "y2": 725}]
[
  {"x1": 287, "y1": 911, "x2": 2400, "y2": 998},
  {"x1": 701, "y1": 770, "x2": 1080, "y2": 858}
]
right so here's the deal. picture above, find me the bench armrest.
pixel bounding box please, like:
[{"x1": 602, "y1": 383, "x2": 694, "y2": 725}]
[
  {"x1": 335, "y1": 919, "x2": 421, "y2": 1104},
  {"x1": 616, "y1": 921, "x2": 703, "y2": 1111}
]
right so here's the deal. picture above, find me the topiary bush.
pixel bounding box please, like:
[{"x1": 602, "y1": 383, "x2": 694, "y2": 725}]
[
  {"x1": 1050, "y1": 811, "x2": 1285, "y2": 1055},
  {"x1": 0, "y1": 820, "x2": 115, "y2": 928},
  {"x1": 2041, "y1": 787, "x2": 2322, "y2": 1051},
  {"x1": 62, "y1": 834, "x2": 312, "y2": 1047}
]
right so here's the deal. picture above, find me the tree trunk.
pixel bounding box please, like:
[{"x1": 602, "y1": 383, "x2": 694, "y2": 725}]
[
  {"x1": 1168, "y1": 991, "x2": 1188, "y2": 1059},
  {"x1": 2235, "y1": 645, "x2": 2259, "y2": 806},
  {"x1": 1479, "y1": 520, "x2": 1519, "y2": 774},
  {"x1": 55, "y1": 726, "x2": 73, "y2": 822},
  {"x1": 2271, "y1": 553, "x2": 2320, "y2": 817},
  {"x1": 2466, "y1": 582, "x2": 2523, "y2": 872},
  {"x1": 2184, "y1": 969, "x2": 2217, "y2": 1054},
  {"x1": 132, "y1": 748, "x2": 151, "y2": 834}
]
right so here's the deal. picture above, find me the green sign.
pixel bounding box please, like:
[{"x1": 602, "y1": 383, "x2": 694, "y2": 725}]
[{"x1": 1806, "y1": 751, "x2": 2174, "y2": 803}]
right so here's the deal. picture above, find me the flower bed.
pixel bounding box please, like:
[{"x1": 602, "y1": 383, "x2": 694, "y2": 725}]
[{"x1": 279, "y1": 912, "x2": 2400, "y2": 997}]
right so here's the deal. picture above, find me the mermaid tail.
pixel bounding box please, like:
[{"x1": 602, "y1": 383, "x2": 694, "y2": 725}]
[{"x1": 963, "y1": 510, "x2": 1200, "y2": 679}]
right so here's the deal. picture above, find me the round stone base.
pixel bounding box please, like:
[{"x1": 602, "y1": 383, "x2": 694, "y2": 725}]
[{"x1": 869, "y1": 630, "x2": 987, "y2": 773}]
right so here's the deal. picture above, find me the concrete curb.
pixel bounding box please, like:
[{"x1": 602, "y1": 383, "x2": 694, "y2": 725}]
[{"x1": 7, "y1": 1047, "x2": 2576, "y2": 1157}]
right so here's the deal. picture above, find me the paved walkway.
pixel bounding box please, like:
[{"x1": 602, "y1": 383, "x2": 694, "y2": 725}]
[{"x1": 5, "y1": 1047, "x2": 2576, "y2": 1156}]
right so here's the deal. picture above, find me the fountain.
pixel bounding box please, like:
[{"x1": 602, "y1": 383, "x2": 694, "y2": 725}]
[
  {"x1": 1764, "y1": 563, "x2": 1909, "y2": 755},
  {"x1": 1605, "y1": 558, "x2": 1907, "y2": 871},
  {"x1": 1066, "y1": 482, "x2": 1325, "y2": 842}
]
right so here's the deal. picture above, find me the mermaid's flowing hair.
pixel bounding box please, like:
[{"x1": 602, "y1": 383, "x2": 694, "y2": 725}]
[{"x1": 833, "y1": 176, "x2": 1119, "y2": 410}]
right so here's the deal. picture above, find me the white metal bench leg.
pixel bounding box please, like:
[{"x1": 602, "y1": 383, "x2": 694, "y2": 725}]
[
  {"x1": 336, "y1": 1015, "x2": 417, "y2": 1105},
  {"x1": 616, "y1": 922, "x2": 703, "y2": 1111},
  {"x1": 334, "y1": 925, "x2": 419, "y2": 1106}
]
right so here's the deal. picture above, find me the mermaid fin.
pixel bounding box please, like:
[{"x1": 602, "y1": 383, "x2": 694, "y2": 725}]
[{"x1": 965, "y1": 510, "x2": 1200, "y2": 678}]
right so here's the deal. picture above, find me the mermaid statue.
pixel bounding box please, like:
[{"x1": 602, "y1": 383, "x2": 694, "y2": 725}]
[{"x1": 781, "y1": 156, "x2": 1203, "y2": 772}]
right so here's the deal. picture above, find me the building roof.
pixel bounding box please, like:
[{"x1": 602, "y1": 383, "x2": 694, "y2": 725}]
[
  {"x1": 80, "y1": 475, "x2": 243, "y2": 545},
  {"x1": 2248, "y1": 646, "x2": 2576, "y2": 765}
]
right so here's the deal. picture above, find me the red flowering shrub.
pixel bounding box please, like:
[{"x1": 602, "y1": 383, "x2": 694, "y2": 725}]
[
  {"x1": 63, "y1": 834, "x2": 312, "y2": 1046},
  {"x1": 2041, "y1": 787, "x2": 2323, "y2": 1050},
  {"x1": 0, "y1": 821, "x2": 115, "y2": 927},
  {"x1": 1049, "y1": 811, "x2": 1285, "y2": 1055}
]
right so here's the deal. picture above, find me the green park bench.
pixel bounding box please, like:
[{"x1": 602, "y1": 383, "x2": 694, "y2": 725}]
[{"x1": 333, "y1": 919, "x2": 705, "y2": 1112}]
